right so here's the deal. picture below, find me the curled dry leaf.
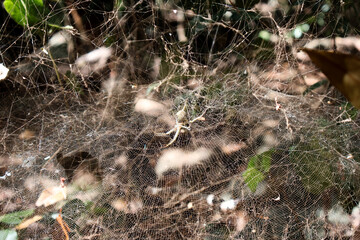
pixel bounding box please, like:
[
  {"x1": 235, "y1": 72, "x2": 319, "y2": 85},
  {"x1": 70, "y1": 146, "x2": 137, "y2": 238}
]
[
  {"x1": 19, "y1": 129, "x2": 36, "y2": 140},
  {"x1": 35, "y1": 178, "x2": 67, "y2": 207},
  {"x1": 302, "y1": 48, "x2": 360, "y2": 109}
]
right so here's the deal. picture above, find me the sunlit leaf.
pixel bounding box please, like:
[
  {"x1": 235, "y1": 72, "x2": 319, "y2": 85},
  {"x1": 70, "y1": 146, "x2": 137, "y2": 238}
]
[
  {"x1": 3, "y1": 0, "x2": 45, "y2": 27},
  {"x1": 302, "y1": 48, "x2": 360, "y2": 109},
  {"x1": 0, "y1": 209, "x2": 34, "y2": 225}
]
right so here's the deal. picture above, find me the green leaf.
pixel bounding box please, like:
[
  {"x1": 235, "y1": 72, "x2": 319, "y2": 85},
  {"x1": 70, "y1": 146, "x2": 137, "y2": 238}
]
[
  {"x1": 243, "y1": 167, "x2": 265, "y2": 192},
  {"x1": 0, "y1": 209, "x2": 34, "y2": 225},
  {"x1": 260, "y1": 150, "x2": 272, "y2": 173},
  {"x1": 4, "y1": 0, "x2": 45, "y2": 27},
  {"x1": 247, "y1": 149, "x2": 273, "y2": 173},
  {"x1": 0, "y1": 229, "x2": 18, "y2": 240},
  {"x1": 243, "y1": 149, "x2": 274, "y2": 192}
]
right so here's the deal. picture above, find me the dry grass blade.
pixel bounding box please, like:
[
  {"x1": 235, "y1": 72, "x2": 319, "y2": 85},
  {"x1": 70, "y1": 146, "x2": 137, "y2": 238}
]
[{"x1": 15, "y1": 215, "x2": 43, "y2": 230}]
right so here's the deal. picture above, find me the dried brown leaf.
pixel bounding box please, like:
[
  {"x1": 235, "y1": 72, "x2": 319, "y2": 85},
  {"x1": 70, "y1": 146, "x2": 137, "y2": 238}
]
[
  {"x1": 302, "y1": 48, "x2": 360, "y2": 109},
  {"x1": 35, "y1": 178, "x2": 67, "y2": 207}
]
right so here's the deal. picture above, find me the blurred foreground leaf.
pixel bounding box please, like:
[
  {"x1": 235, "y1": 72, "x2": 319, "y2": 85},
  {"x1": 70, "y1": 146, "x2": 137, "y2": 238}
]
[
  {"x1": 0, "y1": 209, "x2": 34, "y2": 225},
  {"x1": 302, "y1": 48, "x2": 360, "y2": 109},
  {"x1": 0, "y1": 229, "x2": 18, "y2": 240},
  {"x1": 3, "y1": 0, "x2": 45, "y2": 27}
]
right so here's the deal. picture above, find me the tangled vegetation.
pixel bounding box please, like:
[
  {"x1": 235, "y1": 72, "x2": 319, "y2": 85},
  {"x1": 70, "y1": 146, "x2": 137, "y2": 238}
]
[{"x1": 1, "y1": 0, "x2": 360, "y2": 239}]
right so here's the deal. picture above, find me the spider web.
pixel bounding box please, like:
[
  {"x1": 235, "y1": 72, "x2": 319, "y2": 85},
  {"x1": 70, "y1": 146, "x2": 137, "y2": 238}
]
[{"x1": 1, "y1": 0, "x2": 360, "y2": 239}]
